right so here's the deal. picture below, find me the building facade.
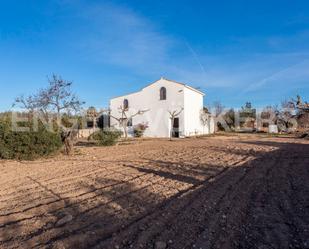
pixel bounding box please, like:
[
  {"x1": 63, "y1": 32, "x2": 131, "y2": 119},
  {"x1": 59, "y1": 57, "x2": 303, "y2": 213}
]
[{"x1": 109, "y1": 78, "x2": 215, "y2": 138}]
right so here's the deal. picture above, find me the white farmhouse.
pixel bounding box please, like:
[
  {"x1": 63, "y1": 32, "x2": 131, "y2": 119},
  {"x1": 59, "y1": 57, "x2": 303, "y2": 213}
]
[{"x1": 109, "y1": 78, "x2": 215, "y2": 138}]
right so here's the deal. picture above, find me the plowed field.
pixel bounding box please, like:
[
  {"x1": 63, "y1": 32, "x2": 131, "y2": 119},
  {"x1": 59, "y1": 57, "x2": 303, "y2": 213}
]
[{"x1": 0, "y1": 135, "x2": 308, "y2": 249}]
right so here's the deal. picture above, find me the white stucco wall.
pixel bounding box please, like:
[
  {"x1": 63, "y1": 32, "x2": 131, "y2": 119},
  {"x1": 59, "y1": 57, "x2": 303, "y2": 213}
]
[
  {"x1": 110, "y1": 78, "x2": 213, "y2": 137},
  {"x1": 183, "y1": 87, "x2": 205, "y2": 136},
  {"x1": 110, "y1": 78, "x2": 185, "y2": 137}
]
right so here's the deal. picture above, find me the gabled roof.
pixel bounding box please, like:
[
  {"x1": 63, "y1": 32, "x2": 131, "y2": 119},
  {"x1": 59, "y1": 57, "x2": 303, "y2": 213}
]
[
  {"x1": 111, "y1": 77, "x2": 205, "y2": 100},
  {"x1": 143, "y1": 77, "x2": 205, "y2": 96}
]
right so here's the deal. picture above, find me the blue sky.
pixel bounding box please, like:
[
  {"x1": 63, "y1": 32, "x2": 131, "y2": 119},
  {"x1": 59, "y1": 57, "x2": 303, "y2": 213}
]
[{"x1": 0, "y1": 0, "x2": 309, "y2": 111}]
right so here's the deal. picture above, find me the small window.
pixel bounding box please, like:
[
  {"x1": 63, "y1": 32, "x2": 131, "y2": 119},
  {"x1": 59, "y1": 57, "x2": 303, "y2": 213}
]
[
  {"x1": 123, "y1": 99, "x2": 129, "y2": 109},
  {"x1": 160, "y1": 87, "x2": 166, "y2": 100}
]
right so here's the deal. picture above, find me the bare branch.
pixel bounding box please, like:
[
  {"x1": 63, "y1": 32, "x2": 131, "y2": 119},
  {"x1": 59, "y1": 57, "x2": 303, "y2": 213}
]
[
  {"x1": 108, "y1": 106, "x2": 149, "y2": 139},
  {"x1": 13, "y1": 74, "x2": 85, "y2": 155},
  {"x1": 168, "y1": 108, "x2": 183, "y2": 140}
]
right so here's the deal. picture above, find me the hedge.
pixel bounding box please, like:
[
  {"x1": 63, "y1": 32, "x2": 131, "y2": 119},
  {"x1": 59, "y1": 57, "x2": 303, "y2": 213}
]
[{"x1": 0, "y1": 120, "x2": 62, "y2": 160}]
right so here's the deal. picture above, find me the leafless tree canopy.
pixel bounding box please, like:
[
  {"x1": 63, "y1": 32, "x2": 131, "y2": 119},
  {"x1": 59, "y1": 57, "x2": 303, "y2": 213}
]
[
  {"x1": 14, "y1": 95, "x2": 38, "y2": 113},
  {"x1": 295, "y1": 95, "x2": 309, "y2": 112},
  {"x1": 213, "y1": 101, "x2": 224, "y2": 117},
  {"x1": 293, "y1": 95, "x2": 309, "y2": 132},
  {"x1": 39, "y1": 74, "x2": 85, "y2": 118},
  {"x1": 108, "y1": 106, "x2": 149, "y2": 139},
  {"x1": 14, "y1": 74, "x2": 85, "y2": 155},
  {"x1": 14, "y1": 74, "x2": 84, "y2": 122}
]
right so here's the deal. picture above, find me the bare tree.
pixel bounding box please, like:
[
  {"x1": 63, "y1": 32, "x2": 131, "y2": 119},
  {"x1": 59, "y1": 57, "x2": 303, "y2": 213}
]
[
  {"x1": 13, "y1": 95, "x2": 39, "y2": 123},
  {"x1": 260, "y1": 105, "x2": 279, "y2": 124},
  {"x1": 293, "y1": 95, "x2": 309, "y2": 133},
  {"x1": 200, "y1": 107, "x2": 210, "y2": 134},
  {"x1": 213, "y1": 101, "x2": 224, "y2": 117},
  {"x1": 212, "y1": 101, "x2": 226, "y2": 132},
  {"x1": 168, "y1": 108, "x2": 183, "y2": 140},
  {"x1": 295, "y1": 95, "x2": 309, "y2": 112},
  {"x1": 38, "y1": 74, "x2": 85, "y2": 121},
  {"x1": 61, "y1": 129, "x2": 79, "y2": 155},
  {"x1": 108, "y1": 106, "x2": 149, "y2": 139},
  {"x1": 277, "y1": 100, "x2": 297, "y2": 131},
  {"x1": 14, "y1": 74, "x2": 85, "y2": 155},
  {"x1": 14, "y1": 74, "x2": 84, "y2": 122},
  {"x1": 14, "y1": 95, "x2": 38, "y2": 113},
  {"x1": 40, "y1": 75, "x2": 85, "y2": 154}
]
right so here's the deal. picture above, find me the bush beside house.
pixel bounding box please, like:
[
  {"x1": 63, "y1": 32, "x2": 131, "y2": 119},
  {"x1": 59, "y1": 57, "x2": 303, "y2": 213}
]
[
  {"x1": 89, "y1": 129, "x2": 122, "y2": 146},
  {"x1": 133, "y1": 123, "x2": 148, "y2": 137}
]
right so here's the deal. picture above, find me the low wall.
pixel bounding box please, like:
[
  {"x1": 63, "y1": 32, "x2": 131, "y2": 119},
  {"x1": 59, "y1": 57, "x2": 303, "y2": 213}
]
[{"x1": 77, "y1": 128, "x2": 100, "y2": 138}]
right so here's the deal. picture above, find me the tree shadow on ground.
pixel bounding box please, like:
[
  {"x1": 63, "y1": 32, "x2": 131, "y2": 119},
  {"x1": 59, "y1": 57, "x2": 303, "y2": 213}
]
[{"x1": 0, "y1": 139, "x2": 308, "y2": 249}]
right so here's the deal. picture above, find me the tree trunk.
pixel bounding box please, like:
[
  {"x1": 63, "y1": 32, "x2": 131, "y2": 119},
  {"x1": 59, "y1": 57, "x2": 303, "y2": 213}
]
[
  {"x1": 62, "y1": 131, "x2": 74, "y2": 155},
  {"x1": 123, "y1": 122, "x2": 128, "y2": 139},
  {"x1": 170, "y1": 118, "x2": 173, "y2": 141}
]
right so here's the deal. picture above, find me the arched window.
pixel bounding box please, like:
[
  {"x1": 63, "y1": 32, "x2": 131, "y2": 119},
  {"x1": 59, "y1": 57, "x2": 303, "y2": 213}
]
[
  {"x1": 160, "y1": 87, "x2": 166, "y2": 100},
  {"x1": 123, "y1": 99, "x2": 129, "y2": 109}
]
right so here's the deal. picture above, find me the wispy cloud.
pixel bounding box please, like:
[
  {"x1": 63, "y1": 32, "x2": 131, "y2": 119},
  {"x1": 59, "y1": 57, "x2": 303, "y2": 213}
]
[
  {"x1": 184, "y1": 40, "x2": 207, "y2": 75},
  {"x1": 54, "y1": 0, "x2": 309, "y2": 105},
  {"x1": 58, "y1": 0, "x2": 173, "y2": 74},
  {"x1": 243, "y1": 59, "x2": 309, "y2": 93}
]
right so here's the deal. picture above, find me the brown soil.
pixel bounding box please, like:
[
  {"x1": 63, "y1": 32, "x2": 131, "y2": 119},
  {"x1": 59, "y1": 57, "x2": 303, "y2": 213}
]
[{"x1": 0, "y1": 135, "x2": 308, "y2": 249}]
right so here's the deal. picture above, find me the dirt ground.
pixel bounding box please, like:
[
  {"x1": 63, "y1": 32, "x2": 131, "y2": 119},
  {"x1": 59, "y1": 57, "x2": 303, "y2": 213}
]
[{"x1": 0, "y1": 134, "x2": 308, "y2": 249}]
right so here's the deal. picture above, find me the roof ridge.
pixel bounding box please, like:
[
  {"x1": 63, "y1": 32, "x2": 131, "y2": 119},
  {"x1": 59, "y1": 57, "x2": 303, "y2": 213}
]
[{"x1": 111, "y1": 77, "x2": 205, "y2": 100}]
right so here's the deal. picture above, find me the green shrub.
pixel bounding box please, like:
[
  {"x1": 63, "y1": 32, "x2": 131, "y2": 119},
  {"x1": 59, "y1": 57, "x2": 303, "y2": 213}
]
[
  {"x1": 133, "y1": 123, "x2": 148, "y2": 137},
  {"x1": 0, "y1": 120, "x2": 62, "y2": 160},
  {"x1": 89, "y1": 129, "x2": 122, "y2": 146}
]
